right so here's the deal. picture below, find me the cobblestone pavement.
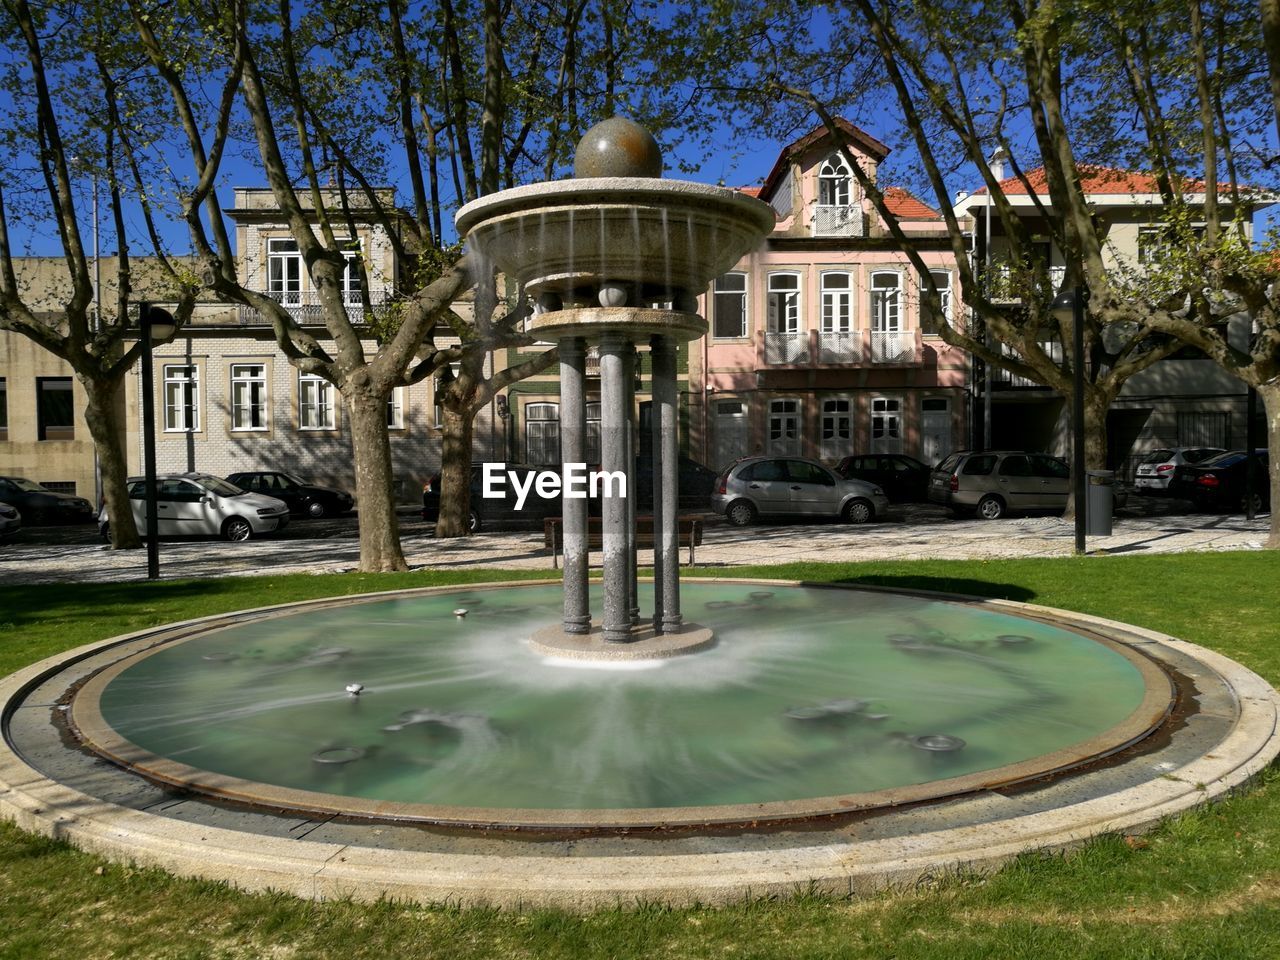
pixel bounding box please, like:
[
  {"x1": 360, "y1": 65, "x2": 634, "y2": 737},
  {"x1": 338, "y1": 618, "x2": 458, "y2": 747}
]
[{"x1": 0, "y1": 497, "x2": 1269, "y2": 586}]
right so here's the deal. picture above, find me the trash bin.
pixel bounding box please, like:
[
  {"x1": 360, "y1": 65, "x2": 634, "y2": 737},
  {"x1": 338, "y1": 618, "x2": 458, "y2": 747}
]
[{"x1": 1086, "y1": 470, "x2": 1115, "y2": 536}]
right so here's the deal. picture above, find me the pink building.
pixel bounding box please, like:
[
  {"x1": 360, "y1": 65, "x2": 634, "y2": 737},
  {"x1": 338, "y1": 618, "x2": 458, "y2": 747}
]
[{"x1": 691, "y1": 120, "x2": 970, "y2": 472}]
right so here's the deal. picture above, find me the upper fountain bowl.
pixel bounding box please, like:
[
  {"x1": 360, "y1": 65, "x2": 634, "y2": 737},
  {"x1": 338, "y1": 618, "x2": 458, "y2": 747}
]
[{"x1": 455, "y1": 121, "x2": 775, "y2": 314}]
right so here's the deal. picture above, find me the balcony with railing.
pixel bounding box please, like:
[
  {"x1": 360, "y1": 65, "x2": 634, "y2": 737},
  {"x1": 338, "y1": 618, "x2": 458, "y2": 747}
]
[
  {"x1": 993, "y1": 341, "x2": 1063, "y2": 387},
  {"x1": 764, "y1": 330, "x2": 810, "y2": 365},
  {"x1": 760, "y1": 329, "x2": 920, "y2": 367},
  {"x1": 812, "y1": 204, "x2": 863, "y2": 237},
  {"x1": 818, "y1": 330, "x2": 861, "y2": 363},
  {"x1": 236, "y1": 290, "x2": 391, "y2": 326}
]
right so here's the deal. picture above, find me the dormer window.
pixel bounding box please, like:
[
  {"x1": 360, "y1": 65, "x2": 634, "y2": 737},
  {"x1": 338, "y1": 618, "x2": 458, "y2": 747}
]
[
  {"x1": 818, "y1": 154, "x2": 851, "y2": 207},
  {"x1": 815, "y1": 153, "x2": 859, "y2": 237}
]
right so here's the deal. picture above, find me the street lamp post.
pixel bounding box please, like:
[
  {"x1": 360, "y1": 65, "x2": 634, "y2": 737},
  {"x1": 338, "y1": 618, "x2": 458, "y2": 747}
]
[
  {"x1": 138, "y1": 302, "x2": 176, "y2": 580},
  {"x1": 1051, "y1": 286, "x2": 1089, "y2": 555}
]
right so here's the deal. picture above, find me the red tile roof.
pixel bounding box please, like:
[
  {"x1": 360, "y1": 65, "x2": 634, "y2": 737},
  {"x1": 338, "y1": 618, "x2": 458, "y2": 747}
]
[
  {"x1": 882, "y1": 187, "x2": 941, "y2": 220},
  {"x1": 736, "y1": 186, "x2": 762, "y2": 198},
  {"x1": 973, "y1": 165, "x2": 1209, "y2": 196}
]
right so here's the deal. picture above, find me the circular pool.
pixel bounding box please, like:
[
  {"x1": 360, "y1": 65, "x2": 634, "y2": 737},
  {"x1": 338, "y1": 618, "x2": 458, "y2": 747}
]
[{"x1": 71, "y1": 581, "x2": 1169, "y2": 828}]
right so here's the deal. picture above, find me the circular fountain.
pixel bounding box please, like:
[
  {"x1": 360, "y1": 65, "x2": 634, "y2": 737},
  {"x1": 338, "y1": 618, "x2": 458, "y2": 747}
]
[
  {"x1": 456, "y1": 117, "x2": 774, "y2": 655},
  {"x1": 1, "y1": 121, "x2": 1278, "y2": 906}
]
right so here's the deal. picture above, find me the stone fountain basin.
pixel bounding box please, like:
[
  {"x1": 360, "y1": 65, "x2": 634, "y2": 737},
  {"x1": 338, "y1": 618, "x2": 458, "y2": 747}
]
[{"x1": 455, "y1": 178, "x2": 776, "y2": 298}]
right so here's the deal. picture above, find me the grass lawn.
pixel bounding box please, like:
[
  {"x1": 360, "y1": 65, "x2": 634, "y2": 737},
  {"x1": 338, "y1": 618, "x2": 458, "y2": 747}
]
[{"x1": 1, "y1": 553, "x2": 1278, "y2": 959}]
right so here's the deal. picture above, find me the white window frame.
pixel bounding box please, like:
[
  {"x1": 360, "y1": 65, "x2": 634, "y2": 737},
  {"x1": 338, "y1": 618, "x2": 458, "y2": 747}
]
[
  {"x1": 585, "y1": 401, "x2": 602, "y2": 464},
  {"x1": 870, "y1": 271, "x2": 902, "y2": 332},
  {"x1": 229, "y1": 363, "x2": 268, "y2": 432},
  {"x1": 817, "y1": 153, "x2": 851, "y2": 207},
  {"x1": 162, "y1": 364, "x2": 200, "y2": 433},
  {"x1": 870, "y1": 396, "x2": 902, "y2": 454},
  {"x1": 525, "y1": 402, "x2": 560, "y2": 466},
  {"x1": 713, "y1": 272, "x2": 748, "y2": 339},
  {"x1": 299, "y1": 372, "x2": 336, "y2": 431},
  {"x1": 766, "y1": 273, "x2": 801, "y2": 334},
  {"x1": 921, "y1": 270, "x2": 951, "y2": 333},
  {"x1": 337, "y1": 237, "x2": 363, "y2": 306},
  {"x1": 767, "y1": 397, "x2": 802, "y2": 456},
  {"x1": 820, "y1": 271, "x2": 853, "y2": 333},
  {"x1": 267, "y1": 238, "x2": 302, "y2": 306},
  {"x1": 386, "y1": 385, "x2": 405, "y2": 430},
  {"x1": 820, "y1": 397, "x2": 852, "y2": 462}
]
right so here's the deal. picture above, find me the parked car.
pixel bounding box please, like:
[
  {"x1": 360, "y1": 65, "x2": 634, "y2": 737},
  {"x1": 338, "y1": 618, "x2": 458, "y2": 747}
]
[
  {"x1": 1169, "y1": 450, "x2": 1270, "y2": 513},
  {"x1": 710, "y1": 456, "x2": 890, "y2": 526},
  {"x1": 634, "y1": 456, "x2": 720, "y2": 511},
  {"x1": 928, "y1": 450, "x2": 1073, "y2": 519},
  {"x1": 422, "y1": 463, "x2": 563, "y2": 532},
  {"x1": 98, "y1": 473, "x2": 290, "y2": 541},
  {"x1": 1133, "y1": 447, "x2": 1225, "y2": 495},
  {"x1": 225, "y1": 471, "x2": 354, "y2": 518},
  {"x1": 833, "y1": 454, "x2": 933, "y2": 503},
  {"x1": 0, "y1": 502, "x2": 20, "y2": 540},
  {"x1": 0, "y1": 476, "x2": 96, "y2": 525}
]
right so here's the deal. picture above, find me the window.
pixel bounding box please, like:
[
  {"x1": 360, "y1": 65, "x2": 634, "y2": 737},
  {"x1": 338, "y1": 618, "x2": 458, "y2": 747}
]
[
  {"x1": 999, "y1": 454, "x2": 1032, "y2": 477},
  {"x1": 585, "y1": 401, "x2": 602, "y2": 464},
  {"x1": 712, "y1": 399, "x2": 747, "y2": 471},
  {"x1": 820, "y1": 273, "x2": 852, "y2": 333},
  {"x1": 299, "y1": 373, "x2": 336, "y2": 430},
  {"x1": 339, "y1": 238, "x2": 363, "y2": 305},
  {"x1": 36, "y1": 377, "x2": 75, "y2": 441},
  {"x1": 821, "y1": 398, "x2": 851, "y2": 462},
  {"x1": 0, "y1": 378, "x2": 7, "y2": 440},
  {"x1": 962, "y1": 454, "x2": 997, "y2": 475},
  {"x1": 766, "y1": 273, "x2": 800, "y2": 333},
  {"x1": 1031, "y1": 455, "x2": 1070, "y2": 479},
  {"x1": 713, "y1": 273, "x2": 747, "y2": 339},
  {"x1": 525, "y1": 402, "x2": 560, "y2": 465},
  {"x1": 920, "y1": 271, "x2": 951, "y2": 334},
  {"x1": 786, "y1": 460, "x2": 835, "y2": 485},
  {"x1": 817, "y1": 153, "x2": 851, "y2": 207},
  {"x1": 740, "y1": 459, "x2": 785, "y2": 482},
  {"x1": 387, "y1": 386, "x2": 405, "y2": 430},
  {"x1": 162, "y1": 366, "x2": 199, "y2": 432},
  {"x1": 870, "y1": 272, "x2": 901, "y2": 331},
  {"x1": 767, "y1": 398, "x2": 801, "y2": 456},
  {"x1": 230, "y1": 364, "x2": 267, "y2": 431},
  {"x1": 268, "y1": 238, "x2": 302, "y2": 306},
  {"x1": 1178, "y1": 410, "x2": 1230, "y2": 448},
  {"x1": 869, "y1": 397, "x2": 902, "y2": 454}
]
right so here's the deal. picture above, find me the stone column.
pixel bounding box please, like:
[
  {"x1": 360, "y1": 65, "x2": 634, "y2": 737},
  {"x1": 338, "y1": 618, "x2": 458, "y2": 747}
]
[
  {"x1": 559, "y1": 336, "x2": 591, "y2": 635},
  {"x1": 651, "y1": 334, "x2": 682, "y2": 633},
  {"x1": 599, "y1": 332, "x2": 632, "y2": 642},
  {"x1": 624, "y1": 342, "x2": 640, "y2": 625}
]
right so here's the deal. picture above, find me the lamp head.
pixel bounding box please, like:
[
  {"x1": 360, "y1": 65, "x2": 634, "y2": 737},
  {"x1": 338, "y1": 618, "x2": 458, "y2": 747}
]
[
  {"x1": 142, "y1": 305, "x2": 177, "y2": 342},
  {"x1": 1050, "y1": 289, "x2": 1076, "y2": 325}
]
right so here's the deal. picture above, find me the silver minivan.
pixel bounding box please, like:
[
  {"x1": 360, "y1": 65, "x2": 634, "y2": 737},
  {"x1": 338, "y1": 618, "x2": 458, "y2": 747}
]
[
  {"x1": 711, "y1": 456, "x2": 890, "y2": 526},
  {"x1": 928, "y1": 451, "x2": 1071, "y2": 519}
]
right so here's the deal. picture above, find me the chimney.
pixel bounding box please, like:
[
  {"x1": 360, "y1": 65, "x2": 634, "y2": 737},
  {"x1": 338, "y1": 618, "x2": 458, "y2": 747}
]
[{"x1": 989, "y1": 146, "x2": 1009, "y2": 183}]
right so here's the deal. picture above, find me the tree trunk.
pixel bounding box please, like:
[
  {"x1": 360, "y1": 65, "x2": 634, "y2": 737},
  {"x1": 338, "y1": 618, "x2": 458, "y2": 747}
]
[
  {"x1": 435, "y1": 403, "x2": 475, "y2": 538},
  {"x1": 81, "y1": 373, "x2": 142, "y2": 549},
  {"x1": 1064, "y1": 390, "x2": 1111, "y2": 520},
  {"x1": 1257, "y1": 381, "x2": 1280, "y2": 549},
  {"x1": 346, "y1": 388, "x2": 408, "y2": 571}
]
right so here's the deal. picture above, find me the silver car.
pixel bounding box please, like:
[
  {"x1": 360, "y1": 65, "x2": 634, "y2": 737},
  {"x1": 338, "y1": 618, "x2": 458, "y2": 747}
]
[
  {"x1": 98, "y1": 473, "x2": 290, "y2": 541},
  {"x1": 711, "y1": 456, "x2": 890, "y2": 526},
  {"x1": 928, "y1": 450, "x2": 1071, "y2": 519},
  {"x1": 1133, "y1": 447, "x2": 1224, "y2": 494}
]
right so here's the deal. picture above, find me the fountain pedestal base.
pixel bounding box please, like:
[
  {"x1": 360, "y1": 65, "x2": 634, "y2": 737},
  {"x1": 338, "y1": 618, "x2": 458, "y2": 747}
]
[{"x1": 529, "y1": 621, "x2": 715, "y2": 661}]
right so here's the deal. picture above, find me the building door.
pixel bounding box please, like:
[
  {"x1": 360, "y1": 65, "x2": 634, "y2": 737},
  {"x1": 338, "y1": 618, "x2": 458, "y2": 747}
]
[
  {"x1": 869, "y1": 397, "x2": 902, "y2": 454},
  {"x1": 920, "y1": 398, "x2": 951, "y2": 467},
  {"x1": 712, "y1": 399, "x2": 747, "y2": 471},
  {"x1": 768, "y1": 398, "x2": 802, "y2": 456},
  {"x1": 820, "y1": 398, "x2": 851, "y2": 462}
]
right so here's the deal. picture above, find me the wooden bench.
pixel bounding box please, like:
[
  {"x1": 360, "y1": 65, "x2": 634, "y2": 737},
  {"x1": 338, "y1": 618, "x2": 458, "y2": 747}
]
[{"x1": 544, "y1": 516, "x2": 704, "y2": 568}]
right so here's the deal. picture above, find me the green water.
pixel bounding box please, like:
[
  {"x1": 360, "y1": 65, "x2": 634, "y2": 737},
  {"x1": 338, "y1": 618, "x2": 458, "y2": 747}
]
[{"x1": 97, "y1": 584, "x2": 1149, "y2": 810}]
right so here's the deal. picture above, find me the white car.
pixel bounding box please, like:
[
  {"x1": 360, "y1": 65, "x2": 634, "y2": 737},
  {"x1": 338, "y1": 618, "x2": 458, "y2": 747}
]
[
  {"x1": 1133, "y1": 447, "x2": 1225, "y2": 494},
  {"x1": 0, "y1": 501, "x2": 20, "y2": 539},
  {"x1": 98, "y1": 473, "x2": 290, "y2": 542}
]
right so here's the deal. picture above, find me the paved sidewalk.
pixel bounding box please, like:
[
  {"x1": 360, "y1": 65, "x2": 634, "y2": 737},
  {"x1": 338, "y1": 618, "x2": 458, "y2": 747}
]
[{"x1": 0, "y1": 504, "x2": 1269, "y2": 586}]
